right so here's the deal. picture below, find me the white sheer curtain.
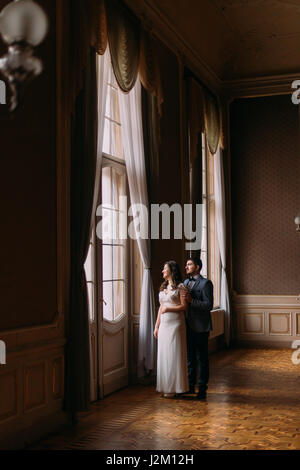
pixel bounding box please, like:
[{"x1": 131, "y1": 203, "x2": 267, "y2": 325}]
[
  {"x1": 214, "y1": 147, "x2": 231, "y2": 346},
  {"x1": 119, "y1": 79, "x2": 155, "y2": 377},
  {"x1": 87, "y1": 48, "x2": 109, "y2": 399},
  {"x1": 89, "y1": 48, "x2": 110, "y2": 237}
]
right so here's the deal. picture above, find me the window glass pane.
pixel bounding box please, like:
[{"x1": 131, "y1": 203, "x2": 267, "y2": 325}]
[
  {"x1": 102, "y1": 118, "x2": 113, "y2": 157},
  {"x1": 101, "y1": 163, "x2": 127, "y2": 235},
  {"x1": 103, "y1": 281, "x2": 113, "y2": 321},
  {"x1": 113, "y1": 280, "x2": 124, "y2": 318},
  {"x1": 113, "y1": 245, "x2": 124, "y2": 280},
  {"x1": 114, "y1": 122, "x2": 124, "y2": 160},
  {"x1": 111, "y1": 168, "x2": 126, "y2": 210},
  {"x1": 103, "y1": 118, "x2": 124, "y2": 160},
  {"x1": 87, "y1": 282, "x2": 94, "y2": 321},
  {"x1": 101, "y1": 208, "x2": 119, "y2": 242},
  {"x1": 102, "y1": 166, "x2": 111, "y2": 207},
  {"x1": 102, "y1": 245, "x2": 112, "y2": 280},
  {"x1": 105, "y1": 85, "x2": 120, "y2": 123}
]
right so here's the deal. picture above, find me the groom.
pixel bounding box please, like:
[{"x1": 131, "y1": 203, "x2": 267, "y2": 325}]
[{"x1": 183, "y1": 256, "x2": 214, "y2": 400}]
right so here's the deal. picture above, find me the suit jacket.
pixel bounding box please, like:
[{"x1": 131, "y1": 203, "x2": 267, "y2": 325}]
[{"x1": 184, "y1": 275, "x2": 214, "y2": 333}]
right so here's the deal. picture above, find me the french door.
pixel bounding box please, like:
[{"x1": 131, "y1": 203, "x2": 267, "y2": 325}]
[{"x1": 97, "y1": 158, "x2": 129, "y2": 396}]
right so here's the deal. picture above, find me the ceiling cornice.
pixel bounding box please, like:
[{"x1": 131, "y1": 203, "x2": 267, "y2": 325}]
[
  {"x1": 123, "y1": 0, "x2": 222, "y2": 96},
  {"x1": 123, "y1": 0, "x2": 300, "y2": 100},
  {"x1": 223, "y1": 72, "x2": 300, "y2": 100}
]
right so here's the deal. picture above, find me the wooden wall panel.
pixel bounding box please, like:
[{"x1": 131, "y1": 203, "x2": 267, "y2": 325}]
[
  {"x1": 0, "y1": 0, "x2": 69, "y2": 448},
  {"x1": 51, "y1": 356, "x2": 64, "y2": 400},
  {"x1": 269, "y1": 313, "x2": 291, "y2": 335},
  {"x1": 24, "y1": 362, "x2": 47, "y2": 412},
  {"x1": 103, "y1": 330, "x2": 125, "y2": 374},
  {"x1": 243, "y1": 313, "x2": 264, "y2": 334},
  {"x1": 0, "y1": 370, "x2": 18, "y2": 421},
  {"x1": 234, "y1": 293, "x2": 300, "y2": 345},
  {"x1": 296, "y1": 314, "x2": 300, "y2": 335}
]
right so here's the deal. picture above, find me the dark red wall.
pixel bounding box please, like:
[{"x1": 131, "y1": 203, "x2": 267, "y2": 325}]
[
  {"x1": 231, "y1": 95, "x2": 300, "y2": 295},
  {"x1": 0, "y1": 0, "x2": 57, "y2": 329},
  {"x1": 150, "y1": 40, "x2": 184, "y2": 304}
]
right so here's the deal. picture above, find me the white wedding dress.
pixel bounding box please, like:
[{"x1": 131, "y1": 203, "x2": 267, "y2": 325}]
[{"x1": 156, "y1": 283, "x2": 189, "y2": 394}]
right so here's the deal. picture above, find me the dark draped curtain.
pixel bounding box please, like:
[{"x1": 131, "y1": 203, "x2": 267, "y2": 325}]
[
  {"x1": 203, "y1": 88, "x2": 220, "y2": 155},
  {"x1": 186, "y1": 77, "x2": 204, "y2": 258},
  {"x1": 63, "y1": 0, "x2": 165, "y2": 414},
  {"x1": 64, "y1": 47, "x2": 98, "y2": 415},
  {"x1": 141, "y1": 87, "x2": 160, "y2": 202}
]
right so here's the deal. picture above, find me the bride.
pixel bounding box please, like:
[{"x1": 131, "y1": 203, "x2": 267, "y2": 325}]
[{"x1": 154, "y1": 260, "x2": 189, "y2": 398}]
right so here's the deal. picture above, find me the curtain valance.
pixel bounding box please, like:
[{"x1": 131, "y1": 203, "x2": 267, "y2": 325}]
[
  {"x1": 105, "y1": 0, "x2": 140, "y2": 92},
  {"x1": 91, "y1": 0, "x2": 108, "y2": 55},
  {"x1": 71, "y1": 0, "x2": 164, "y2": 113},
  {"x1": 188, "y1": 77, "x2": 221, "y2": 156},
  {"x1": 203, "y1": 88, "x2": 220, "y2": 155},
  {"x1": 92, "y1": 0, "x2": 164, "y2": 108}
]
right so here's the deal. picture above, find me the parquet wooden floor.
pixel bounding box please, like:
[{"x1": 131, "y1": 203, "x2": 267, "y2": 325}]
[{"x1": 30, "y1": 348, "x2": 300, "y2": 450}]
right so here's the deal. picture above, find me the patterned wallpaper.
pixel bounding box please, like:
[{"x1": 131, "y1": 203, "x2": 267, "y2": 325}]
[{"x1": 231, "y1": 95, "x2": 300, "y2": 295}]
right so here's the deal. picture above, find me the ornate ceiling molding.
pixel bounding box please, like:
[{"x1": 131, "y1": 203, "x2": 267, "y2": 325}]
[
  {"x1": 223, "y1": 72, "x2": 300, "y2": 99},
  {"x1": 123, "y1": 0, "x2": 222, "y2": 96},
  {"x1": 123, "y1": 0, "x2": 300, "y2": 99}
]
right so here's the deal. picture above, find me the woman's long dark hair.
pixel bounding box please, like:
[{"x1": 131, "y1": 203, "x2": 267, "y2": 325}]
[{"x1": 159, "y1": 260, "x2": 183, "y2": 291}]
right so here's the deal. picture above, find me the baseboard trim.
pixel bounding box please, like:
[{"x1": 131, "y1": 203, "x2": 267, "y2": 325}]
[{"x1": 234, "y1": 339, "x2": 294, "y2": 349}]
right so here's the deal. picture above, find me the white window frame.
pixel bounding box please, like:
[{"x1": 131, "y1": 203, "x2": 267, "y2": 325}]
[
  {"x1": 100, "y1": 154, "x2": 128, "y2": 322},
  {"x1": 201, "y1": 133, "x2": 221, "y2": 309}
]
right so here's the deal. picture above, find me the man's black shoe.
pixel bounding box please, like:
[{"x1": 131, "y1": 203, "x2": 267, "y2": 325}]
[
  {"x1": 181, "y1": 387, "x2": 195, "y2": 395},
  {"x1": 196, "y1": 391, "x2": 207, "y2": 400}
]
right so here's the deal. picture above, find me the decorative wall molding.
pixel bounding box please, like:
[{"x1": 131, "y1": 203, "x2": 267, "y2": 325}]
[
  {"x1": 242, "y1": 312, "x2": 265, "y2": 335},
  {"x1": 51, "y1": 356, "x2": 64, "y2": 400},
  {"x1": 232, "y1": 292, "x2": 300, "y2": 308},
  {"x1": 297, "y1": 314, "x2": 300, "y2": 336},
  {"x1": 0, "y1": 370, "x2": 18, "y2": 422},
  {"x1": 24, "y1": 361, "x2": 47, "y2": 413},
  {"x1": 269, "y1": 313, "x2": 292, "y2": 335},
  {"x1": 233, "y1": 294, "x2": 300, "y2": 344},
  {"x1": 0, "y1": 344, "x2": 66, "y2": 448}
]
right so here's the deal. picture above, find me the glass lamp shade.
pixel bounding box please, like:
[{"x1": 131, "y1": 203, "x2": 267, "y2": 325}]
[
  {"x1": 295, "y1": 216, "x2": 300, "y2": 226},
  {"x1": 0, "y1": 0, "x2": 48, "y2": 46}
]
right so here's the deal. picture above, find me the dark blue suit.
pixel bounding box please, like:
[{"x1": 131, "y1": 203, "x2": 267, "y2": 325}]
[{"x1": 184, "y1": 275, "x2": 214, "y2": 393}]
